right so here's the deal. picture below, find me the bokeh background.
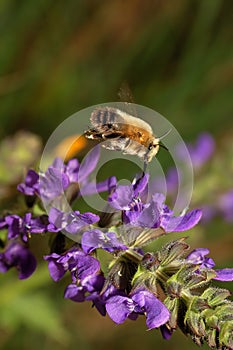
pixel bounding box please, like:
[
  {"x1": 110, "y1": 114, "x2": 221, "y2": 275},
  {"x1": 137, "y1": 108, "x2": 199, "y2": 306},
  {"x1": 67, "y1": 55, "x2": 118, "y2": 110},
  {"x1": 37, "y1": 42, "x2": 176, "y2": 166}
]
[{"x1": 0, "y1": 1, "x2": 233, "y2": 350}]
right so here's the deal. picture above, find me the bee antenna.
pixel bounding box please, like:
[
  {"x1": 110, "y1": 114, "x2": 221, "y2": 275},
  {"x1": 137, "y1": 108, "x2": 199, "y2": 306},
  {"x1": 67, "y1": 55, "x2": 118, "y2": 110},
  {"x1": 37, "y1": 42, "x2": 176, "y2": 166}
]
[
  {"x1": 158, "y1": 128, "x2": 172, "y2": 140},
  {"x1": 159, "y1": 142, "x2": 169, "y2": 152}
]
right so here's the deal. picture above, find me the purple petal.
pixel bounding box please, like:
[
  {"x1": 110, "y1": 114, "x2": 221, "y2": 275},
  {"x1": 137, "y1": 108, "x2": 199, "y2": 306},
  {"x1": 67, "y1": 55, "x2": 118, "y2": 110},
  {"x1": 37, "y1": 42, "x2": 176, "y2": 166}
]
[
  {"x1": 186, "y1": 248, "x2": 215, "y2": 268},
  {"x1": 80, "y1": 176, "x2": 117, "y2": 196},
  {"x1": 136, "y1": 202, "x2": 160, "y2": 228},
  {"x1": 133, "y1": 173, "x2": 149, "y2": 196},
  {"x1": 0, "y1": 241, "x2": 36, "y2": 279},
  {"x1": 176, "y1": 133, "x2": 215, "y2": 168},
  {"x1": 214, "y1": 268, "x2": 233, "y2": 281},
  {"x1": 160, "y1": 325, "x2": 173, "y2": 340},
  {"x1": 64, "y1": 284, "x2": 86, "y2": 302},
  {"x1": 39, "y1": 167, "x2": 70, "y2": 200},
  {"x1": 48, "y1": 208, "x2": 99, "y2": 234},
  {"x1": 218, "y1": 190, "x2": 233, "y2": 222},
  {"x1": 78, "y1": 145, "x2": 100, "y2": 182},
  {"x1": 106, "y1": 295, "x2": 134, "y2": 324},
  {"x1": 81, "y1": 229, "x2": 127, "y2": 254},
  {"x1": 162, "y1": 209, "x2": 202, "y2": 232},
  {"x1": 76, "y1": 254, "x2": 100, "y2": 280},
  {"x1": 65, "y1": 159, "x2": 79, "y2": 183},
  {"x1": 44, "y1": 253, "x2": 67, "y2": 281},
  {"x1": 108, "y1": 185, "x2": 134, "y2": 210},
  {"x1": 17, "y1": 169, "x2": 39, "y2": 196},
  {"x1": 5, "y1": 215, "x2": 21, "y2": 240},
  {"x1": 132, "y1": 290, "x2": 170, "y2": 329}
]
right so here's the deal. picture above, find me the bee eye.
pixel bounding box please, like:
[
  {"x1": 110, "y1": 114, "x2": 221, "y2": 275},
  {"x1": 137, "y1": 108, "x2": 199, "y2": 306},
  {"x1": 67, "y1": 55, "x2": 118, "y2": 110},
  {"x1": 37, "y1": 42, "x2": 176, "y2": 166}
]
[{"x1": 148, "y1": 143, "x2": 154, "y2": 150}]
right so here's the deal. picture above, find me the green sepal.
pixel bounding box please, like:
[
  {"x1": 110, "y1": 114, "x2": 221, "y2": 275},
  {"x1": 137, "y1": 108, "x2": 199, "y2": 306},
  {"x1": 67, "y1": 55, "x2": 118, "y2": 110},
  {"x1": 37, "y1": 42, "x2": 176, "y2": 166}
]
[{"x1": 201, "y1": 287, "x2": 231, "y2": 307}]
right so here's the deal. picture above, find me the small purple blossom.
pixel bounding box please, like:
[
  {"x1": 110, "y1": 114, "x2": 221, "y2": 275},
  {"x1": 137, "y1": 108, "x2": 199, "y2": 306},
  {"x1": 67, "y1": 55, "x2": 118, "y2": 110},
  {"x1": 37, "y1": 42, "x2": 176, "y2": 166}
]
[
  {"x1": 218, "y1": 190, "x2": 233, "y2": 222},
  {"x1": 44, "y1": 246, "x2": 101, "y2": 283},
  {"x1": 0, "y1": 241, "x2": 36, "y2": 279},
  {"x1": 214, "y1": 268, "x2": 233, "y2": 281},
  {"x1": 17, "y1": 169, "x2": 39, "y2": 196},
  {"x1": 106, "y1": 288, "x2": 170, "y2": 329},
  {"x1": 186, "y1": 248, "x2": 233, "y2": 282},
  {"x1": 39, "y1": 158, "x2": 70, "y2": 201},
  {"x1": 109, "y1": 179, "x2": 202, "y2": 232},
  {"x1": 81, "y1": 229, "x2": 127, "y2": 254},
  {"x1": 186, "y1": 248, "x2": 215, "y2": 269},
  {"x1": 47, "y1": 207, "x2": 99, "y2": 234},
  {"x1": 5, "y1": 213, "x2": 47, "y2": 242},
  {"x1": 176, "y1": 132, "x2": 215, "y2": 169}
]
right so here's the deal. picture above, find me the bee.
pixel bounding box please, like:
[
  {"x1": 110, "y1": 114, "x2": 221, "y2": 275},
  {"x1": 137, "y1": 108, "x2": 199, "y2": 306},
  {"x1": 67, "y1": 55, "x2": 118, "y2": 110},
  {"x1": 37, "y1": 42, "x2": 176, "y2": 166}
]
[{"x1": 84, "y1": 106, "x2": 169, "y2": 166}]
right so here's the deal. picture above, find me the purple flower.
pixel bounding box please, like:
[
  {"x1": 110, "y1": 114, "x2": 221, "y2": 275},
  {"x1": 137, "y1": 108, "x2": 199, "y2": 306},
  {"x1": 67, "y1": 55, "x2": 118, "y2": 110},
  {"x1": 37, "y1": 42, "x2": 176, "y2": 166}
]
[
  {"x1": 109, "y1": 178, "x2": 202, "y2": 232},
  {"x1": 81, "y1": 229, "x2": 127, "y2": 254},
  {"x1": 5, "y1": 213, "x2": 47, "y2": 242},
  {"x1": 186, "y1": 248, "x2": 233, "y2": 282},
  {"x1": 186, "y1": 248, "x2": 215, "y2": 269},
  {"x1": 17, "y1": 170, "x2": 39, "y2": 196},
  {"x1": 44, "y1": 246, "x2": 101, "y2": 283},
  {"x1": 214, "y1": 268, "x2": 233, "y2": 281},
  {"x1": 64, "y1": 284, "x2": 86, "y2": 302},
  {"x1": 176, "y1": 133, "x2": 215, "y2": 169},
  {"x1": 39, "y1": 158, "x2": 71, "y2": 201},
  {"x1": 47, "y1": 207, "x2": 99, "y2": 234},
  {"x1": 0, "y1": 241, "x2": 36, "y2": 279},
  {"x1": 106, "y1": 288, "x2": 170, "y2": 329},
  {"x1": 218, "y1": 190, "x2": 233, "y2": 222}
]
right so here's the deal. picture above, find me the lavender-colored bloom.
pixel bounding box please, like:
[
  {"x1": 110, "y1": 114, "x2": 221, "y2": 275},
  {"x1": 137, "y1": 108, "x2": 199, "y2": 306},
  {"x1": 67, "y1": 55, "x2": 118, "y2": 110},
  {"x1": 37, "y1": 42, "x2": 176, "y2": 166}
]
[
  {"x1": 109, "y1": 180, "x2": 202, "y2": 232},
  {"x1": 47, "y1": 207, "x2": 99, "y2": 234},
  {"x1": 44, "y1": 252, "x2": 67, "y2": 281},
  {"x1": 161, "y1": 208, "x2": 202, "y2": 233},
  {"x1": 39, "y1": 158, "x2": 70, "y2": 201},
  {"x1": 131, "y1": 289, "x2": 170, "y2": 329},
  {"x1": 218, "y1": 190, "x2": 233, "y2": 222},
  {"x1": 186, "y1": 249, "x2": 233, "y2": 282},
  {"x1": 64, "y1": 284, "x2": 86, "y2": 302},
  {"x1": 80, "y1": 176, "x2": 117, "y2": 196},
  {"x1": 106, "y1": 289, "x2": 170, "y2": 329},
  {"x1": 81, "y1": 229, "x2": 127, "y2": 254},
  {"x1": 176, "y1": 132, "x2": 215, "y2": 169},
  {"x1": 106, "y1": 295, "x2": 135, "y2": 324},
  {"x1": 0, "y1": 241, "x2": 36, "y2": 279},
  {"x1": 214, "y1": 268, "x2": 233, "y2": 281},
  {"x1": 5, "y1": 213, "x2": 47, "y2": 242},
  {"x1": 109, "y1": 185, "x2": 134, "y2": 210},
  {"x1": 17, "y1": 169, "x2": 39, "y2": 196},
  {"x1": 108, "y1": 174, "x2": 149, "y2": 211},
  {"x1": 44, "y1": 246, "x2": 101, "y2": 283},
  {"x1": 186, "y1": 248, "x2": 215, "y2": 269}
]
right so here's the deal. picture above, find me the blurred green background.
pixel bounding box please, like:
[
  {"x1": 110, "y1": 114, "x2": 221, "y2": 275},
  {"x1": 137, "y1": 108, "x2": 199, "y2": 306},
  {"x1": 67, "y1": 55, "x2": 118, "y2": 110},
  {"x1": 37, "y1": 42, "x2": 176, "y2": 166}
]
[{"x1": 0, "y1": 1, "x2": 233, "y2": 349}]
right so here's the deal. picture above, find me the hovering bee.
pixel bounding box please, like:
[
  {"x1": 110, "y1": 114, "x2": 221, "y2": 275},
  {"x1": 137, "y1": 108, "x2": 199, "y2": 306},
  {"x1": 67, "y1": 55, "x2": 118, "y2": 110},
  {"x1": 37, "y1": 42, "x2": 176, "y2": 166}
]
[{"x1": 84, "y1": 106, "x2": 169, "y2": 166}]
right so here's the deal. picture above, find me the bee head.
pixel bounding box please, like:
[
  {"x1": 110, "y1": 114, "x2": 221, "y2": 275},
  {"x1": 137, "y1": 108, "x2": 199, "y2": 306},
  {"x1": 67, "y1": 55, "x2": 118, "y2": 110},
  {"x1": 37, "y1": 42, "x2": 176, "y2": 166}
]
[{"x1": 146, "y1": 139, "x2": 160, "y2": 163}]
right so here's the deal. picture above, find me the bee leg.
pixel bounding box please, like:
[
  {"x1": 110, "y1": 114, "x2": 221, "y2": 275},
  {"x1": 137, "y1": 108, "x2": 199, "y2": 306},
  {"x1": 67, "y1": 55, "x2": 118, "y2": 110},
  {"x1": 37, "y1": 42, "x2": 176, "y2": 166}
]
[{"x1": 84, "y1": 129, "x2": 103, "y2": 140}]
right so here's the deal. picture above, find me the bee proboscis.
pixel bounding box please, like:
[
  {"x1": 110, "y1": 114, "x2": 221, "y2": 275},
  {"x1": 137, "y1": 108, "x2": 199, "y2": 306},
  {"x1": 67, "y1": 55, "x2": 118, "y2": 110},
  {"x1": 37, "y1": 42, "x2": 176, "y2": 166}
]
[{"x1": 84, "y1": 106, "x2": 168, "y2": 164}]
